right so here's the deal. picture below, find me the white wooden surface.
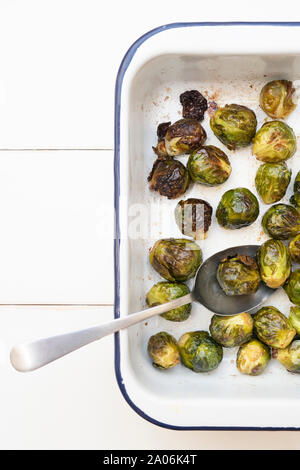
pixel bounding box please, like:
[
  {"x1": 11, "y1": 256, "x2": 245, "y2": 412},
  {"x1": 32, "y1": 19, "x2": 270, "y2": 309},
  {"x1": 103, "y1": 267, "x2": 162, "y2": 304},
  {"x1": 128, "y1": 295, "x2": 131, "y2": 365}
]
[{"x1": 1, "y1": 0, "x2": 300, "y2": 450}]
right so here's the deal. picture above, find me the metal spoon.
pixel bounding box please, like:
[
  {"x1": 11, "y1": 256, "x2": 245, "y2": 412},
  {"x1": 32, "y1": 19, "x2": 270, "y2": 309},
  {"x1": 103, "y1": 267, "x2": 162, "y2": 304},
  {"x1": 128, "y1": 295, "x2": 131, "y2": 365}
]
[{"x1": 10, "y1": 244, "x2": 272, "y2": 372}]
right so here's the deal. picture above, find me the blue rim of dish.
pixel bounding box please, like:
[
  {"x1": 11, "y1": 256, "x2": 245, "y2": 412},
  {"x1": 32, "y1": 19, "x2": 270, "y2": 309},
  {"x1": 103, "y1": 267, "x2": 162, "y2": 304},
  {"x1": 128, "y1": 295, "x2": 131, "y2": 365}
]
[{"x1": 114, "y1": 21, "x2": 300, "y2": 431}]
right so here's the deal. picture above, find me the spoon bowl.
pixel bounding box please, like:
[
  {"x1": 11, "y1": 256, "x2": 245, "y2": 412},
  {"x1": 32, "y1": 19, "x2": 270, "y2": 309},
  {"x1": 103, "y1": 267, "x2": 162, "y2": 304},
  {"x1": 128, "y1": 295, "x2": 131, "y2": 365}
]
[{"x1": 193, "y1": 244, "x2": 273, "y2": 315}]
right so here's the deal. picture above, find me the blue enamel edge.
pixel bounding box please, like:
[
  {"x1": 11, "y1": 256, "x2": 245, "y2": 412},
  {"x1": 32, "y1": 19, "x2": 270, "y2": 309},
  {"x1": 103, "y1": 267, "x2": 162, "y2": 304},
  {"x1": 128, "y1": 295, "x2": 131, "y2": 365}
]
[{"x1": 114, "y1": 22, "x2": 300, "y2": 431}]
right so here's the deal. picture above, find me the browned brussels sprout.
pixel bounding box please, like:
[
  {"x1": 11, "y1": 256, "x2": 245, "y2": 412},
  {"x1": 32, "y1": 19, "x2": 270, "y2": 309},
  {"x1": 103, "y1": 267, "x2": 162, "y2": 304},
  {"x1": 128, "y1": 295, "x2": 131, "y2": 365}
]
[
  {"x1": 290, "y1": 193, "x2": 300, "y2": 210},
  {"x1": 253, "y1": 306, "x2": 296, "y2": 349},
  {"x1": 149, "y1": 238, "x2": 202, "y2": 282},
  {"x1": 209, "y1": 312, "x2": 253, "y2": 348},
  {"x1": 180, "y1": 90, "x2": 208, "y2": 121},
  {"x1": 260, "y1": 80, "x2": 297, "y2": 119},
  {"x1": 148, "y1": 158, "x2": 190, "y2": 199},
  {"x1": 289, "y1": 234, "x2": 300, "y2": 263},
  {"x1": 284, "y1": 269, "x2": 300, "y2": 305},
  {"x1": 262, "y1": 204, "x2": 300, "y2": 240},
  {"x1": 210, "y1": 104, "x2": 257, "y2": 150},
  {"x1": 252, "y1": 121, "x2": 296, "y2": 163},
  {"x1": 294, "y1": 171, "x2": 300, "y2": 194},
  {"x1": 174, "y1": 198, "x2": 213, "y2": 240},
  {"x1": 255, "y1": 162, "x2": 291, "y2": 205},
  {"x1": 289, "y1": 306, "x2": 300, "y2": 335},
  {"x1": 187, "y1": 145, "x2": 232, "y2": 186},
  {"x1": 147, "y1": 332, "x2": 180, "y2": 369},
  {"x1": 273, "y1": 340, "x2": 300, "y2": 373},
  {"x1": 256, "y1": 239, "x2": 291, "y2": 289},
  {"x1": 236, "y1": 339, "x2": 270, "y2": 376},
  {"x1": 216, "y1": 187, "x2": 259, "y2": 229},
  {"x1": 217, "y1": 255, "x2": 261, "y2": 296},
  {"x1": 178, "y1": 331, "x2": 223, "y2": 373},
  {"x1": 164, "y1": 118, "x2": 207, "y2": 157},
  {"x1": 146, "y1": 281, "x2": 191, "y2": 322}
]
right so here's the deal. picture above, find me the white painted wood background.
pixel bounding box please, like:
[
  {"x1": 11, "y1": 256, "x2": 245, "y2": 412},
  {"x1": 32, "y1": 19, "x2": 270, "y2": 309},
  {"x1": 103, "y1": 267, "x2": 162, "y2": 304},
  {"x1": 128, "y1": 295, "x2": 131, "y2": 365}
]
[{"x1": 1, "y1": 0, "x2": 300, "y2": 450}]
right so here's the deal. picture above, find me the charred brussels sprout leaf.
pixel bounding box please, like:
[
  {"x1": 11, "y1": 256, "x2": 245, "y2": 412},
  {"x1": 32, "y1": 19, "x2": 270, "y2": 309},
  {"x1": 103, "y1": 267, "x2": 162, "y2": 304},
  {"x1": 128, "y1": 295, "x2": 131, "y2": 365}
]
[
  {"x1": 178, "y1": 331, "x2": 223, "y2": 373},
  {"x1": 147, "y1": 332, "x2": 180, "y2": 369},
  {"x1": 294, "y1": 171, "x2": 300, "y2": 194},
  {"x1": 260, "y1": 80, "x2": 297, "y2": 119},
  {"x1": 174, "y1": 198, "x2": 213, "y2": 240},
  {"x1": 236, "y1": 339, "x2": 270, "y2": 376},
  {"x1": 290, "y1": 193, "x2": 300, "y2": 210},
  {"x1": 148, "y1": 158, "x2": 190, "y2": 199},
  {"x1": 253, "y1": 306, "x2": 296, "y2": 349},
  {"x1": 289, "y1": 306, "x2": 300, "y2": 335},
  {"x1": 217, "y1": 255, "x2": 261, "y2": 296},
  {"x1": 180, "y1": 90, "x2": 208, "y2": 121},
  {"x1": 210, "y1": 104, "x2": 257, "y2": 150},
  {"x1": 187, "y1": 145, "x2": 232, "y2": 186},
  {"x1": 257, "y1": 239, "x2": 291, "y2": 289},
  {"x1": 153, "y1": 122, "x2": 171, "y2": 158},
  {"x1": 146, "y1": 281, "x2": 191, "y2": 322},
  {"x1": 149, "y1": 238, "x2": 202, "y2": 282},
  {"x1": 284, "y1": 269, "x2": 300, "y2": 305},
  {"x1": 164, "y1": 118, "x2": 207, "y2": 157},
  {"x1": 157, "y1": 121, "x2": 171, "y2": 141},
  {"x1": 262, "y1": 204, "x2": 300, "y2": 240},
  {"x1": 216, "y1": 187, "x2": 259, "y2": 229},
  {"x1": 209, "y1": 312, "x2": 253, "y2": 348},
  {"x1": 273, "y1": 340, "x2": 300, "y2": 373},
  {"x1": 255, "y1": 162, "x2": 291, "y2": 205},
  {"x1": 252, "y1": 121, "x2": 296, "y2": 163},
  {"x1": 289, "y1": 234, "x2": 300, "y2": 263}
]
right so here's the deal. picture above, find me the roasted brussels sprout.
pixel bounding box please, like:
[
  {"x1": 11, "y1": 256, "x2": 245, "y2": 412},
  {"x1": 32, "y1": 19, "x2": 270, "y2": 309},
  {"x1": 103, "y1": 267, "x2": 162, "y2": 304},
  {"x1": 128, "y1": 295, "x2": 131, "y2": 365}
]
[
  {"x1": 147, "y1": 332, "x2": 180, "y2": 369},
  {"x1": 252, "y1": 121, "x2": 296, "y2": 163},
  {"x1": 164, "y1": 118, "x2": 207, "y2": 157},
  {"x1": 284, "y1": 269, "x2": 300, "y2": 305},
  {"x1": 255, "y1": 162, "x2": 291, "y2": 205},
  {"x1": 260, "y1": 80, "x2": 297, "y2": 119},
  {"x1": 174, "y1": 198, "x2": 213, "y2": 240},
  {"x1": 209, "y1": 312, "x2": 253, "y2": 348},
  {"x1": 146, "y1": 281, "x2": 191, "y2": 322},
  {"x1": 256, "y1": 239, "x2": 291, "y2": 288},
  {"x1": 262, "y1": 204, "x2": 300, "y2": 240},
  {"x1": 253, "y1": 306, "x2": 296, "y2": 349},
  {"x1": 210, "y1": 104, "x2": 257, "y2": 150},
  {"x1": 187, "y1": 145, "x2": 232, "y2": 186},
  {"x1": 290, "y1": 193, "x2": 300, "y2": 210},
  {"x1": 180, "y1": 90, "x2": 208, "y2": 121},
  {"x1": 289, "y1": 234, "x2": 300, "y2": 263},
  {"x1": 273, "y1": 340, "x2": 300, "y2": 373},
  {"x1": 216, "y1": 188, "x2": 259, "y2": 229},
  {"x1": 294, "y1": 171, "x2": 300, "y2": 194},
  {"x1": 148, "y1": 158, "x2": 190, "y2": 199},
  {"x1": 236, "y1": 339, "x2": 270, "y2": 376},
  {"x1": 288, "y1": 306, "x2": 300, "y2": 335},
  {"x1": 149, "y1": 238, "x2": 202, "y2": 282},
  {"x1": 217, "y1": 255, "x2": 261, "y2": 296},
  {"x1": 178, "y1": 331, "x2": 223, "y2": 373}
]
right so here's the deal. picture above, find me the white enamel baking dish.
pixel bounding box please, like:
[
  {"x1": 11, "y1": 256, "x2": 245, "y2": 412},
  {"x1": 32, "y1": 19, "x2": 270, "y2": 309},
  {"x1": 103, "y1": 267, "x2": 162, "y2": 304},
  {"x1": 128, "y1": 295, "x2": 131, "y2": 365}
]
[{"x1": 114, "y1": 22, "x2": 300, "y2": 430}]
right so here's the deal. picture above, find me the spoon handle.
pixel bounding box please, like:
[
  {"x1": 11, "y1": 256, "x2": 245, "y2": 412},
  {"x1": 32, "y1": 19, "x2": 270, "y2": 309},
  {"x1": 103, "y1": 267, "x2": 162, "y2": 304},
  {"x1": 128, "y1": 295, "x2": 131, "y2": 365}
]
[{"x1": 10, "y1": 293, "x2": 193, "y2": 372}]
